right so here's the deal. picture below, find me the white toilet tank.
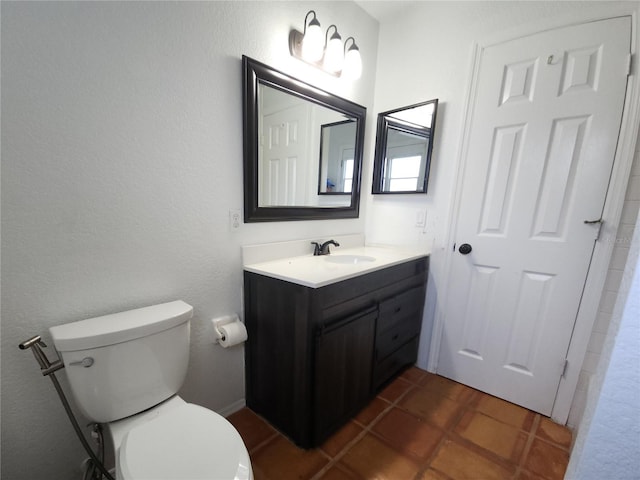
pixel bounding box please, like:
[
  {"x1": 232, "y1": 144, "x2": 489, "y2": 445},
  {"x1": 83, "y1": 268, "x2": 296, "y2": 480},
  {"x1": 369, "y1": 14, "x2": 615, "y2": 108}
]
[{"x1": 49, "y1": 300, "x2": 193, "y2": 423}]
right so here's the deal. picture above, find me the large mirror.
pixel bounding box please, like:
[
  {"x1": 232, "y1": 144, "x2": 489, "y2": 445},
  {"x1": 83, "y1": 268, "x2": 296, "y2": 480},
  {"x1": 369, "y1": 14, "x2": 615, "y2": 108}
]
[
  {"x1": 372, "y1": 99, "x2": 438, "y2": 194},
  {"x1": 243, "y1": 56, "x2": 366, "y2": 222}
]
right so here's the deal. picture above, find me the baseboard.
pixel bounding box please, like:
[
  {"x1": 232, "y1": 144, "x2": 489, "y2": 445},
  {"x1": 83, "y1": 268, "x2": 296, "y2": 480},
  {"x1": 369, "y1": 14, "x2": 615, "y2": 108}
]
[{"x1": 218, "y1": 398, "x2": 246, "y2": 417}]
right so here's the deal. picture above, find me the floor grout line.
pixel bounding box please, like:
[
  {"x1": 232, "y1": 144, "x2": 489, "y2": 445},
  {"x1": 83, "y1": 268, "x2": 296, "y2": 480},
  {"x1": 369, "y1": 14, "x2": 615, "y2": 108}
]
[
  {"x1": 413, "y1": 387, "x2": 478, "y2": 479},
  {"x1": 515, "y1": 413, "x2": 542, "y2": 479},
  {"x1": 247, "y1": 430, "x2": 280, "y2": 456}
]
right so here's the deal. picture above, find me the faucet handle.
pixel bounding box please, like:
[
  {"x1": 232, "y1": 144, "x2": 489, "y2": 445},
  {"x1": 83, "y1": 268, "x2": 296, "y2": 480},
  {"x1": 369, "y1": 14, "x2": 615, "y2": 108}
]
[{"x1": 310, "y1": 242, "x2": 322, "y2": 256}]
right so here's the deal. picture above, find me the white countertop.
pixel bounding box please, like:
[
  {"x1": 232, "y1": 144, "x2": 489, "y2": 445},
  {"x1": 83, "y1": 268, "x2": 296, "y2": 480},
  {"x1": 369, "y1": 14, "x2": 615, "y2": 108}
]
[{"x1": 244, "y1": 245, "x2": 428, "y2": 288}]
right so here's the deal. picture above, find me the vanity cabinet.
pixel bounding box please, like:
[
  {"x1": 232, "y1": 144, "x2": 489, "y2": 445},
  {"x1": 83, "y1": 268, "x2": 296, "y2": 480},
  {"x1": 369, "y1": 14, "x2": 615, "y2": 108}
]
[{"x1": 243, "y1": 256, "x2": 428, "y2": 448}]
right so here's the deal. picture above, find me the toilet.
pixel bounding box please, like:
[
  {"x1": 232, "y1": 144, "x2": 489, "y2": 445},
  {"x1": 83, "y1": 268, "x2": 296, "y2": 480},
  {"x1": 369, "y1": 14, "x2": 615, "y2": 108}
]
[{"x1": 49, "y1": 300, "x2": 252, "y2": 480}]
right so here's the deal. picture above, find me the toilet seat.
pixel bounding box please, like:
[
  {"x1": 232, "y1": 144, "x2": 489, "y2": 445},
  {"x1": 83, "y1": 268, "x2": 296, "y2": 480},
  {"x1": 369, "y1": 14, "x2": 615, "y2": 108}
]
[{"x1": 118, "y1": 403, "x2": 252, "y2": 480}]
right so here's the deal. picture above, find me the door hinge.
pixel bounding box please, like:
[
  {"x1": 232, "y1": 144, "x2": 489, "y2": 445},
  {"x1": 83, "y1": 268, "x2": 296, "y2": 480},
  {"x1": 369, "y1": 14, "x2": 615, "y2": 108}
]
[
  {"x1": 561, "y1": 358, "x2": 569, "y2": 378},
  {"x1": 626, "y1": 53, "x2": 633, "y2": 77}
]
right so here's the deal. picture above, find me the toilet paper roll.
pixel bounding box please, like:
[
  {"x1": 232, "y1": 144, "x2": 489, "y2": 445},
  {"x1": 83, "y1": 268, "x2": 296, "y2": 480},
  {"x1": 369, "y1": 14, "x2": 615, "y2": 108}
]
[{"x1": 218, "y1": 321, "x2": 248, "y2": 348}]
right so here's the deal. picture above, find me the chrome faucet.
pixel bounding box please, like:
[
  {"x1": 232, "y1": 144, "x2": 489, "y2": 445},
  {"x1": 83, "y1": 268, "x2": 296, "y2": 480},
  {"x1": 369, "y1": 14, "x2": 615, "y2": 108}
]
[{"x1": 311, "y1": 239, "x2": 340, "y2": 256}]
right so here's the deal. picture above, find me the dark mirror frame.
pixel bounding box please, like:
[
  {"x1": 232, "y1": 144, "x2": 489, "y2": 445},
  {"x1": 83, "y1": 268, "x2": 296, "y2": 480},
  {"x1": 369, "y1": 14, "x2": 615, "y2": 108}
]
[
  {"x1": 242, "y1": 56, "x2": 366, "y2": 222},
  {"x1": 371, "y1": 99, "x2": 438, "y2": 195}
]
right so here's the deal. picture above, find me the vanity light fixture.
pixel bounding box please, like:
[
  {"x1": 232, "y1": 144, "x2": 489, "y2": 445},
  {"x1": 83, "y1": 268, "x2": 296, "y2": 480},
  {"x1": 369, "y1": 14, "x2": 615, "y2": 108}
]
[{"x1": 289, "y1": 10, "x2": 362, "y2": 80}]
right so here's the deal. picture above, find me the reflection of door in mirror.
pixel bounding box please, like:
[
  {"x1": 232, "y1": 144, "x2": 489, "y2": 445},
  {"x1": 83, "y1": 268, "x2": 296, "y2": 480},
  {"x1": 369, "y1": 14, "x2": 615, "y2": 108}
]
[
  {"x1": 259, "y1": 85, "x2": 312, "y2": 207},
  {"x1": 318, "y1": 120, "x2": 356, "y2": 195},
  {"x1": 260, "y1": 103, "x2": 310, "y2": 206}
]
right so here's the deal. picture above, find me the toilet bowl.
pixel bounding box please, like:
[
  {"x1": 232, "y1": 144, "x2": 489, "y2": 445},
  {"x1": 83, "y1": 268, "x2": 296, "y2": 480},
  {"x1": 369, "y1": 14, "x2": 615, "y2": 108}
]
[
  {"x1": 110, "y1": 397, "x2": 251, "y2": 480},
  {"x1": 49, "y1": 300, "x2": 252, "y2": 480}
]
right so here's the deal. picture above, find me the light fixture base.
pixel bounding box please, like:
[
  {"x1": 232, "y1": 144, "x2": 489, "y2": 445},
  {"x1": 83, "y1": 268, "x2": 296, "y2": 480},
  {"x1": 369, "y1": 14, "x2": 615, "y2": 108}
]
[
  {"x1": 289, "y1": 29, "x2": 339, "y2": 77},
  {"x1": 289, "y1": 29, "x2": 304, "y2": 58}
]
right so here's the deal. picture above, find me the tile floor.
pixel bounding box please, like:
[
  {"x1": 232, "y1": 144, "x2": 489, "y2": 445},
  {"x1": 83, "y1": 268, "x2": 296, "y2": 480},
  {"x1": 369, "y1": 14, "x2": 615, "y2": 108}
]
[{"x1": 228, "y1": 367, "x2": 572, "y2": 480}]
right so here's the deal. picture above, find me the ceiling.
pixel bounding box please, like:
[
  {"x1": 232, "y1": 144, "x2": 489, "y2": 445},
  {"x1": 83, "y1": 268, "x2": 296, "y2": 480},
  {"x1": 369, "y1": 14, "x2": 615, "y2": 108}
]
[{"x1": 355, "y1": 1, "x2": 422, "y2": 22}]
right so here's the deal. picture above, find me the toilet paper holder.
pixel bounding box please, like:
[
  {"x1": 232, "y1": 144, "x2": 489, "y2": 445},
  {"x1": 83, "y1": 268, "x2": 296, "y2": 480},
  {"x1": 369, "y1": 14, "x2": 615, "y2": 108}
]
[{"x1": 211, "y1": 314, "x2": 241, "y2": 344}]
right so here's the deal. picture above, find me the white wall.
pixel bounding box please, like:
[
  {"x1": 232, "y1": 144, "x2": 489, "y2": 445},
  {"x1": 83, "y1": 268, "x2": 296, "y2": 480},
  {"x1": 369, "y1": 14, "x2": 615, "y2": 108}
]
[
  {"x1": 568, "y1": 129, "x2": 640, "y2": 429},
  {"x1": 365, "y1": 0, "x2": 640, "y2": 407},
  {"x1": 565, "y1": 193, "x2": 640, "y2": 479},
  {"x1": 0, "y1": 2, "x2": 378, "y2": 479}
]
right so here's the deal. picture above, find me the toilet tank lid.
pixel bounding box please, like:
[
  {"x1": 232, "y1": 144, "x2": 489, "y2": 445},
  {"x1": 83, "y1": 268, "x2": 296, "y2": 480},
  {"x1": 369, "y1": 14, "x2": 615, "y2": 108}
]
[{"x1": 50, "y1": 301, "x2": 193, "y2": 352}]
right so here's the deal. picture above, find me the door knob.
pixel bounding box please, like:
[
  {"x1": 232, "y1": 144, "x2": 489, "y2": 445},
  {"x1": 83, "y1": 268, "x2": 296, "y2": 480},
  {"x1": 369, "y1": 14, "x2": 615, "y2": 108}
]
[{"x1": 458, "y1": 243, "x2": 472, "y2": 255}]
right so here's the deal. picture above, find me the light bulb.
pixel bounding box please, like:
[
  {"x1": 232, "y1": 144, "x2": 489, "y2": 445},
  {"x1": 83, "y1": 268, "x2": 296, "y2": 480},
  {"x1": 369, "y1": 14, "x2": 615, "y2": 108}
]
[
  {"x1": 301, "y1": 19, "x2": 323, "y2": 63},
  {"x1": 342, "y1": 44, "x2": 362, "y2": 80},
  {"x1": 323, "y1": 29, "x2": 344, "y2": 74},
  {"x1": 342, "y1": 50, "x2": 362, "y2": 80}
]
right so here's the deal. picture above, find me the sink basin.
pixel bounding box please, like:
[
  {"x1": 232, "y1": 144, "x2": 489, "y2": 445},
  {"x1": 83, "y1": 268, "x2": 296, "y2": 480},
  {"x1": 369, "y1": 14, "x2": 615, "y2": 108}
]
[{"x1": 324, "y1": 255, "x2": 376, "y2": 264}]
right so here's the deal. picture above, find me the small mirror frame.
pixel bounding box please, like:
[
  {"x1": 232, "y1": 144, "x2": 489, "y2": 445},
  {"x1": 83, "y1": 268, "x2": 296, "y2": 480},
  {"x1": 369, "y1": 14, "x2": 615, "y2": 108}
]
[
  {"x1": 242, "y1": 56, "x2": 366, "y2": 222},
  {"x1": 317, "y1": 119, "x2": 356, "y2": 196},
  {"x1": 372, "y1": 99, "x2": 438, "y2": 195}
]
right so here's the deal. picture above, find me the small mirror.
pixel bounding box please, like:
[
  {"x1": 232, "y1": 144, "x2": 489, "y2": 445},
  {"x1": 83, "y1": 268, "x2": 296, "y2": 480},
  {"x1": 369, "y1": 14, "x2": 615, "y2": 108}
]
[
  {"x1": 372, "y1": 99, "x2": 438, "y2": 194},
  {"x1": 318, "y1": 120, "x2": 357, "y2": 195},
  {"x1": 243, "y1": 56, "x2": 366, "y2": 222}
]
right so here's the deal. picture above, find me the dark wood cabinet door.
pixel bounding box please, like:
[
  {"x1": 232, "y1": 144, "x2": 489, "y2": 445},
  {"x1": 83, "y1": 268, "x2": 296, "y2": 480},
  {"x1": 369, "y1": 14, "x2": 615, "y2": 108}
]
[{"x1": 313, "y1": 306, "x2": 377, "y2": 444}]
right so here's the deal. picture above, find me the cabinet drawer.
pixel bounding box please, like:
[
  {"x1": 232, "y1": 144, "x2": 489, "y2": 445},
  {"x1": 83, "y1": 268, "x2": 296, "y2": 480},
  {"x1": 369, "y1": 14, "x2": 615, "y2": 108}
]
[
  {"x1": 378, "y1": 286, "x2": 425, "y2": 333},
  {"x1": 376, "y1": 315, "x2": 421, "y2": 361},
  {"x1": 373, "y1": 337, "x2": 419, "y2": 390},
  {"x1": 318, "y1": 257, "x2": 428, "y2": 311}
]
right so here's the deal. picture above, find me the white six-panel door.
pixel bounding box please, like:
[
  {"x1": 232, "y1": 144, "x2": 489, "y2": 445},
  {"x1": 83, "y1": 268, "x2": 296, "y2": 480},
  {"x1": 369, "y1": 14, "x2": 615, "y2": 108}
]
[
  {"x1": 438, "y1": 17, "x2": 631, "y2": 415},
  {"x1": 260, "y1": 104, "x2": 310, "y2": 206}
]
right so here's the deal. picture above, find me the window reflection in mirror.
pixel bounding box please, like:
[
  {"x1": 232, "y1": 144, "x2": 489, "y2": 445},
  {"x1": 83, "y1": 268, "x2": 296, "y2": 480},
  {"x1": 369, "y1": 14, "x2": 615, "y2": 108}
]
[{"x1": 372, "y1": 99, "x2": 438, "y2": 194}]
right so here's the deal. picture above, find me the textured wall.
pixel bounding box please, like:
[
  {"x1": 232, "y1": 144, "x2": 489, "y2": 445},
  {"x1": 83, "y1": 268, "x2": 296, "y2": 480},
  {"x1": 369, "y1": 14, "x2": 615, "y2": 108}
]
[
  {"x1": 0, "y1": 2, "x2": 378, "y2": 479},
  {"x1": 568, "y1": 128, "x2": 640, "y2": 429},
  {"x1": 565, "y1": 190, "x2": 640, "y2": 478}
]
